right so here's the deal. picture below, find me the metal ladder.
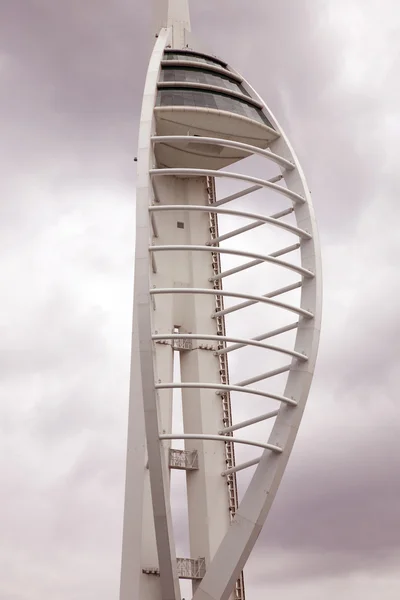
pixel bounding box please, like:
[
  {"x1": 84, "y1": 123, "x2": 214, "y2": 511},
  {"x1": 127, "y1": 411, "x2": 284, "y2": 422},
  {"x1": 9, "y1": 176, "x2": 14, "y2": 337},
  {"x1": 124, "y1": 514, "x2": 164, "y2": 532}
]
[{"x1": 207, "y1": 176, "x2": 245, "y2": 600}]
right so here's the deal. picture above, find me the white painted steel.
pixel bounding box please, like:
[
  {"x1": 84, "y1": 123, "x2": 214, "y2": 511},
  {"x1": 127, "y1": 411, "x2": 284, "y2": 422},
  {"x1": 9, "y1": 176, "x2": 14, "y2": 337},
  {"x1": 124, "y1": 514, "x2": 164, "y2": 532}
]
[
  {"x1": 120, "y1": 27, "x2": 181, "y2": 600},
  {"x1": 150, "y1": 247, "x2": 314, "y2": 278},
  {"x1": 155, "y1": 382, "x2": 298, "y2": 406},
  {"x1": 220, "y1": 325, "x2": 299, "y2": 354},
  {"x1": 213, "y1": 184, "x2": 263, "y2": 206},
  {"x1": 120, "y1": 4, "x2": 322, "y2": 600},
  {"x1": 149, "y1": 204, "x2": 312, "y2": 238},
  {"x1": 222, "y1": 458, "x2": 261, "y2": 477},
  {"x1": 151, "y1": 135, "x2": 296, "y2": 169},
  {"x1": 213, "y1": 283, "x2": 303, "y2": 317},
  {"x1": 151, "y1": 333, "x2": 308, "y2": 361},
  {"x1": 208, "y1": 221, "x2": 297, "y2": 246},
  {"x1": 219, "y1": 411, "x2": 280, "y2": 435},
  {"x1": 235, "y1": 365, "x2": 292, "y2": 387},
  {"x1": 150, "y1": 287, "x2": 313, "y2": 319},
  {"x1": 159, "y1": 434, "x2": 283, "y2": 453},
  {"x1": 150, "y1": 168, "x2": 305, "y2": 204},
  {"x1": 191, "y1": 77, "x2": 322, "y2": 600}
]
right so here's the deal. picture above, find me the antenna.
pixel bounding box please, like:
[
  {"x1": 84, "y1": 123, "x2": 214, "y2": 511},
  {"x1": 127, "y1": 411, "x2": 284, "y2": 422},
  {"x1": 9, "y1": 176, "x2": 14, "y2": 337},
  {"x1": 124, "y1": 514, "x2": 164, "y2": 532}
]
[{"x1": 152, "y1": 0, "x2": 191, "y2": 47}]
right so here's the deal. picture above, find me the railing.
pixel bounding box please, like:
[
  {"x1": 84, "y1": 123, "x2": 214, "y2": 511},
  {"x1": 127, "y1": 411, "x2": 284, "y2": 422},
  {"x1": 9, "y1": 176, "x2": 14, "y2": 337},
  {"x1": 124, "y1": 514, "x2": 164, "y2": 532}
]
[
  {"x1": 142, "y1": 557, "x2": 206, "y2": 580},
  {"x1": 169, "y1": 449, "x2": 199, "y2": 470}
]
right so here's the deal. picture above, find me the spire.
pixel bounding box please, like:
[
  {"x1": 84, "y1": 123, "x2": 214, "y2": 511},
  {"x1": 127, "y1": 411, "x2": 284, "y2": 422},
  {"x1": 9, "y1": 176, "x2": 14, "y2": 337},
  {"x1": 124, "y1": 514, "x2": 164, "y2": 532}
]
[
  {"x1": 169, "y1": 0, "x2": 191, "y2": 47},
  {"x1": 152, "y1": 0, "x2": 191, "y2": 47}
]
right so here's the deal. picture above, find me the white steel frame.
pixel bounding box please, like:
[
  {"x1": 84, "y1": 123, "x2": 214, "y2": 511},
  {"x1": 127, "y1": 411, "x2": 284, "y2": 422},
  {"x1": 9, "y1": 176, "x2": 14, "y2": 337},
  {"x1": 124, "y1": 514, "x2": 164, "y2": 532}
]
[{"x1": 120, "y1": 4, "x2": 322, "y2": 600}]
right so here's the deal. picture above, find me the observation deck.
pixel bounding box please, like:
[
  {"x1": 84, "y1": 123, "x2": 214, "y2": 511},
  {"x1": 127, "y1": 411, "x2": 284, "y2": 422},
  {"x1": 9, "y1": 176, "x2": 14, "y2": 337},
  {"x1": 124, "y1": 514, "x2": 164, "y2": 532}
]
[{"x1": 154, "y1": 49, "x2": 279, "y2": 170}]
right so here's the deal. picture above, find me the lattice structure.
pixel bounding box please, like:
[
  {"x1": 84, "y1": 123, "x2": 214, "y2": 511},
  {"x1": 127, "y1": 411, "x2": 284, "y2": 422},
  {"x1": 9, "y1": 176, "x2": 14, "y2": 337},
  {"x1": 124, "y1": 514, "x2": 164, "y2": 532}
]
[
  {"x1": 177, "y1": 558, "x2": 206, "y2": 581},
  {"x1": 120, "y1": 4, "x2": 322, "y2": 600},
  {"x1": 169, "y1": 449, "x2": 199, "y2": 470},
  {"x1": 172, "y1": 337, "x2": 193, "y2": 352},
  {"x1": 142, "y1": 557, "x2": 206, "y2": 580}
]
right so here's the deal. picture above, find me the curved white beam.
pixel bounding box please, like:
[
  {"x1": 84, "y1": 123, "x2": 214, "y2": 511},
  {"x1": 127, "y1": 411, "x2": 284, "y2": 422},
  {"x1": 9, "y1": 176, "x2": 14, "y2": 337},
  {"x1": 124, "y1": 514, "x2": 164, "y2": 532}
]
[
  {"x1": 222, "y1": 458, "x2": 262, "y2": 477},
  {"x1": 151, "y1": 135, "x2": 295, "y2": 170},
  {"x1": 149, "y1": 246, "x2": 314, "y2": 279},
  {"x1": 120, "y1": 28, "x2": 181, "y2": 600},
  {"x1": 192, "y1": 68, "x2": 322, "y2": 600},
  {"x1": 149, "y1": 205, "x2": 311, "y2": 239},
  {"x1": 213, "y1": 283, "x2": 302, "y2": 316},
  {"x1": 235, "y1": 365, "x2": 292, "y2": 387},
  {"x1": 151, "y1": 333, "x2": 308, "y2": 361},
  {"x1": 150, "y1": 168, "x2": 305, "y2": 204},
  {"x1": 159, "y1": 434, "x2": 283, "y2": 453},
  {"x1": 155, "y1": 382, "x2": 298, "y2": 406},
  {"x1": 150, "y1": 287, "x2": 313, "y2": 319},
  {"x1": 219, "y1": 410, "x2": 280, "y2": 435}
]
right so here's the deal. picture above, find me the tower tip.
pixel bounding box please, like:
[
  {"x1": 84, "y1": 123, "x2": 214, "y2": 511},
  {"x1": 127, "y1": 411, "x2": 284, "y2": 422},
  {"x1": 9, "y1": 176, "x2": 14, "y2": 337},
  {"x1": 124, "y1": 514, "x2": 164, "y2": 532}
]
[{"x1": 152, "y1": 0, "x2": 191, "y2": 46}]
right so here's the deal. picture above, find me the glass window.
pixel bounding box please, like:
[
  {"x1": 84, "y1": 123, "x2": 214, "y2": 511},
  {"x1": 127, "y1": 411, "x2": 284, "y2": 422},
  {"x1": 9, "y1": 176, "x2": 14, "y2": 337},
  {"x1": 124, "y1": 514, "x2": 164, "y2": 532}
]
[
  {"x1": 156, "y1": 88, "x2": 273, "y2": 128},
  {"x1": 160, "y1": 67, "x2": 248, "y2": 96},
  {"x1": 163, "y1": 51, "x2": 226, "y2": 68}
]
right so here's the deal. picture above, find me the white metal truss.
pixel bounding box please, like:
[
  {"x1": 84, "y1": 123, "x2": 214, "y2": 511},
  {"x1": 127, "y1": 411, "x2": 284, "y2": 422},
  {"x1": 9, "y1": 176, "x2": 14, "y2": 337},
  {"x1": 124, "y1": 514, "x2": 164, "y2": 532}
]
[
  {"x1": 169, "y1": 448, "x2": 199, "y2": 470},
  {"x1": 120, "y1": 7, "x2": 322, "y2": 600}
]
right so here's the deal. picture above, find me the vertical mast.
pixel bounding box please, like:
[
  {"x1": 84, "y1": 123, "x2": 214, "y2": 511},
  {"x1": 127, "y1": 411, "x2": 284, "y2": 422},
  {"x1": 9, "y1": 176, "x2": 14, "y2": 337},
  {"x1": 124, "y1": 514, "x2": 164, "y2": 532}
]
[{"x1": 152, "y1": 0, "x2": 191, "y2": 47}]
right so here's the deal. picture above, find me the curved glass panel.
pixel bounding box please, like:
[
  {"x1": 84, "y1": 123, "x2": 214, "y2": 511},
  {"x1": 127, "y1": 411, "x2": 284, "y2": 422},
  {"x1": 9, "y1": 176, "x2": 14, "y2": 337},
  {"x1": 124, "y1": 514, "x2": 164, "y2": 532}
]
[
  {"x1": 156, "y1": 88, "x2": 273, "y2": 128},
  {"x1": 160, "y1": 67, "x2": 248, "y2": 96},
  {"x1": 164, "y1": 51, "x2": 226, "y2": 67}
]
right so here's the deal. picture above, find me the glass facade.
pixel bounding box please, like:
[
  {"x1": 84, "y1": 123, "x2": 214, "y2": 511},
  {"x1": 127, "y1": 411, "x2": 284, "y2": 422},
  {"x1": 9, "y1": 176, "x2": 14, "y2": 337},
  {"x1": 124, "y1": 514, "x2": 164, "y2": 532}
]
[
  {"x1": 157, "y1": 88, "x2": 272, "y2": 127},
  {"x1": 164, "y1": 51, "x2": 226, "y2": 67},
  {"x1": 160, "y1": 67, "x2": 248, "y2": 96}
]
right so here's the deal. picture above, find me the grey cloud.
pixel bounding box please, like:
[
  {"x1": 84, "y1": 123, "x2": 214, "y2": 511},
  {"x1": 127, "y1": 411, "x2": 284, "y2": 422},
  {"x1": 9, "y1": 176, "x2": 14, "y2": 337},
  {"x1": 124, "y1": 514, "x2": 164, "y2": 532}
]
[
  {"x1": 192, "y1": 1, "x2": 394, "y2": 237},
  {"x1": 265, "y1": 419, "x2": 400, "y2": 558}
]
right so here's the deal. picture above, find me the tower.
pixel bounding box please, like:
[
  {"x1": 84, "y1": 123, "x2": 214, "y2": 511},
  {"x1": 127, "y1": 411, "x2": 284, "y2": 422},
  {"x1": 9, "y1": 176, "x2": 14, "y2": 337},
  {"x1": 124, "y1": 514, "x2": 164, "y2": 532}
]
[{"x1": 120, "y1": 2, "x2": 322, "y2": 599}]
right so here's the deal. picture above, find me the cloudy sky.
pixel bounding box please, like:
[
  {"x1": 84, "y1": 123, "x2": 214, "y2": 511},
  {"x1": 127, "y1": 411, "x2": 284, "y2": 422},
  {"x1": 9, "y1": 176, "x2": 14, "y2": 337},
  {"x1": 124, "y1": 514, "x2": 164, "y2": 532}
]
[{"x1": 1, "y1": 0, "x2": 400, "y2": 599}]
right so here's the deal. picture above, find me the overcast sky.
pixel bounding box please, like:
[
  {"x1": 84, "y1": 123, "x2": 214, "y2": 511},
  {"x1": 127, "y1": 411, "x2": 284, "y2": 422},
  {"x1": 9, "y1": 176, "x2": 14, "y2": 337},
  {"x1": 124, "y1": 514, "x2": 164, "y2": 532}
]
[{"x1": 1, "y1": 1, "x2": 400, "y2": 599}]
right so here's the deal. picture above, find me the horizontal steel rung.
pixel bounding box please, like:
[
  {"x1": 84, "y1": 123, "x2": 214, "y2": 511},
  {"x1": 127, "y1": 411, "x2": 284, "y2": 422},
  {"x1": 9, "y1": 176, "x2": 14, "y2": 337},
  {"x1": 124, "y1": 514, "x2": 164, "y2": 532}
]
[
  {"x1": 219, "y1": 409, "x2": 280, "y2": 434},
  {"x1": 150, "y1": 245, "x2": 313, "y2": 279},
  {"x1": 213, "y1": 176, "x2": 281, "y2": 207},
  {"x1": 221, "y1": 324, "x2": 299, "y2": 355},
  {"x1": 271, "y1": 243, "x2": 301, "y2": 258},
  {"x1": 214, "y1": 282, "x2": 302, "y2": 318},
  {"x1": 150, "y1": 168, "x2": 304, "y2": 204},
  {"x1": 152, "y1": 332, "x2": 308, "y2": 361},
  {"x1": 235, "y1": 365, "x2": 292, "y2": 387},
  {"x1": 156, "y1": 382, "x2": 298, "y2": 405},
  {"x1": 151, "y1": 135, "x2": 296, "y2": 170},
  {"x1": 159, "y1": 433, "x2": 283, "y2": 453},
  {"x1": 211, "y1": 252, "x2": 301, "y2": 282},
  {"x1": 149, "y1": 205, "x2": 311, "y2": 240},
  {"x1": 222, "y1": 458, "x2": 261, "y2": 476},
  {"x1": 151, "y1": 288, "x2": 312, "y2": 319},
  {"x1": 214, "y1": 184, "x2": 261, "y2": 207},
  {"x1": 207, "y1": 207, "x2": 295, "y2": 245}
]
